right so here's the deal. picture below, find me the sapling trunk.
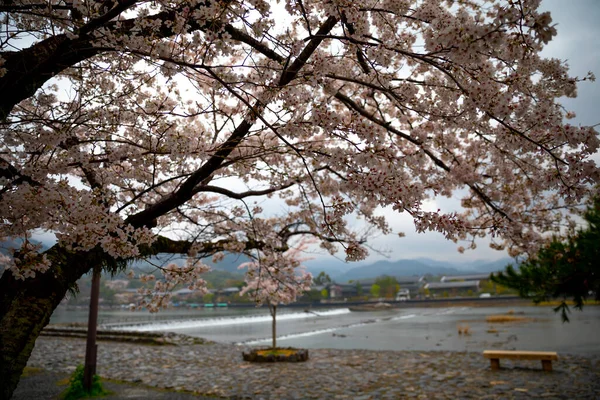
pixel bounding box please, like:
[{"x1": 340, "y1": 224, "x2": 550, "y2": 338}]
[{"x1": 270, "y1": 304, "x2": 277, "y2": 350}]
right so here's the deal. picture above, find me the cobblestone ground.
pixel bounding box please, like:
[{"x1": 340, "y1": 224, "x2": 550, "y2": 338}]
[{"x1": 23, "y1": 337, "x2": 600, "y2": 399}]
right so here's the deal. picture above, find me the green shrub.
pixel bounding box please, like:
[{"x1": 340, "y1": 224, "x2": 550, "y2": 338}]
[{"x1": 62, "y1": 365, "x2": 108, "y2": 400}]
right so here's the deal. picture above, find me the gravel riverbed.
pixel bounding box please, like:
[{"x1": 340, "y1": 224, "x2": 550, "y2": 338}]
[{"x1": 18, "y1": 336, "x2": 600, "y2": 399}]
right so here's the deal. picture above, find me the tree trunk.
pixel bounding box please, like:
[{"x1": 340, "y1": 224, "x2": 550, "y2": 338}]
[
  {"x1": 0, "y1": 248, "x2": 98, "y2": 400},
  {"x1": 0, "y1": 236, "x2": 207, "y2": 399}
]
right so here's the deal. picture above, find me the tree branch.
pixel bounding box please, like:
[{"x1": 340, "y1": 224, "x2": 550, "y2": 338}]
[
  {"x1": 196, "y1": 182, "x2": 297, "y2": 199},
  {"x1": 137, "y1": 234, "x2": 269, "y2": 259},
  {"x1": 278, "y1": 16, "x2": 338, "y2": 86},
  {"x1": 126, "y1": 16, "x2": 339, "y2": 229}
]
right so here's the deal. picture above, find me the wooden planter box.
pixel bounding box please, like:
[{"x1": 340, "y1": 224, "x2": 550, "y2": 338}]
[{"x1": 242, "y1": 348, "x2": 309, "y2": 363}]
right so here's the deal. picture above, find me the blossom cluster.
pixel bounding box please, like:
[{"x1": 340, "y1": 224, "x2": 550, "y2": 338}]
[
  {"x1": 134, "y1": 259, "x2": 210, "y2": 312},
  {"x1": 239, "y1": 242, "x2": 313, "y2": 307},
  {"x1": 0, "y1": 240, "x2": 51, "y2": 280}
]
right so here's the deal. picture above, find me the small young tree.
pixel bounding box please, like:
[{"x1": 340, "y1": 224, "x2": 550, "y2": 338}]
[
  {"x1": 356, "y1": 282, "x2": 363, "y2": 298},
  {"x1": 320, "y1": 288, "x2": 329, "y2": 300},
  {"x1": 202, "y1": 293, "x2": 214, "y2": 304},
  {"x1": 375, "y1": 276, "x2": 399, "y2": 299},
  {"x1": 239, "y1": 243, "x2": 312, "y2": 350},
  {"x1": 370, "y1": 284, "x2": 381, "y2": 299},
  {"x1": 492, "y1": 197, "x2": 600, "y2": 321}
]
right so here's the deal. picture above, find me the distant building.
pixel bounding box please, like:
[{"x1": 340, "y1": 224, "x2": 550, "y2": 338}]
[
  {"x1": 355, "y1": 276, "x2": 425, "y2": 297},
  {"x1": 440, "y1": 273, "x2": 496, "y2": 282},
  {"x1": 220, "y1": 287, "x2": 241, "y2": 295},
  {"x1": 392, "y1": 276, "x2": 425, "y2": 294},
  {"x1": 104, "y1": 279, "x2": 129, "y2": 290},
  {"x1": 396, "y1": 288, "x2": 410, "y2": 301},
  {"x1": 114, "y1": 292, "x2": 137, "y2": 304},
  {"x1": 325, "y1": 276, "x2": 426, "y2": 300},
  {"x1": 328, "y1": 283, "x2": 359, "y2": 299},
  {"x1": 171, "y1": 288, "x2": 197, "y2": 300},
  {"x1": 424, "y1": 280, "x2": 480, "y2": 296}
]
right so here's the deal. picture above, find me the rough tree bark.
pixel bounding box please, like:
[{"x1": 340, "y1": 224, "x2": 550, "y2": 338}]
[
  {"x1": 0, "y1": 237, "x2": 193, "y2": 399},
  {"x1": 0, "y1": 248, "x2": 103, "y2": 400}
]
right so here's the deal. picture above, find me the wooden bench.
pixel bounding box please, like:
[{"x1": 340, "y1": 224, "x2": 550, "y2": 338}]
[{"x1": 483, "y1": 350, "x2": 558, "y2": 371}]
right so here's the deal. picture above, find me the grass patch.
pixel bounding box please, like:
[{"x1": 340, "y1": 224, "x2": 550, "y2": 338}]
[
  {"x1": 535, "y1": 300, "x2": 600, "y2": 307},
  {"x1": 486, "y1": 315, "x2": 530, "y2": 323},
  {"x1": 256, "y1": 349, "x2": 298, "y2": 357},
  {"x1": 61, "y1": 365, "x2": 110, "y2": 400},
  {"x1": 56, "y1": 377, "x2": 70, "y2": 386},
  {"x1": 21, "y1": 367, "x2": 43, "y2": 377}
]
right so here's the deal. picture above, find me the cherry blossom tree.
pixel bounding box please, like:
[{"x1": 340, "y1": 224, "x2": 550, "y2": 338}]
[
  {"x1": 239, "y1": 240, "x2": 312, "y2": 350},
  {"x1": 1, "y1": 0, "x2": 599, "y2": 398}
]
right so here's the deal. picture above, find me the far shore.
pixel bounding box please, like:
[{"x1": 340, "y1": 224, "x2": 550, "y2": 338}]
[
  {"x1": 58, "y1": 295, "x2": 534, "y2": 312},
  {"x1": 160, "y1": 295, "x2": 597, "y2": 310},
  {"x1": 55, "y1": 296, "x2": 600, "y2": 315}
]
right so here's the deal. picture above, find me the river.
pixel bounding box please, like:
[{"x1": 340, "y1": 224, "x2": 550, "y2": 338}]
[{"x1": 50, "y1": 303, "x2": 600, "y2": 355}]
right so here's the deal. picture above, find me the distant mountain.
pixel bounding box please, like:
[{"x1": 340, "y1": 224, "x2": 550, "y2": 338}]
[
  {"x1": 468, "y1": 258, "x2": 514, "y2": 273},
  {"x1": 32, "y1": 247, "x2": 514, "y2": 283},
  {"x1": 338, "y1": 259, "x2": 461, "y2": 282},
  {"x1": 304, "y1": 258, "x2": 352, "y2": 280},
  {"x1": 413, "y1": 257, "x2": 514, "y2": 273},
  {"x1": 413, "y1": 257, "x2": 459, "y2": 270},
  {"x1": 330, "y1": 257, "x2": 516, "y2": 282},
  {"x1": 128, "y1": 252, "x2": 252, "y2": 274},
  {"x1": 202, "y1": 252, "x2": 252, "y2": 273}
]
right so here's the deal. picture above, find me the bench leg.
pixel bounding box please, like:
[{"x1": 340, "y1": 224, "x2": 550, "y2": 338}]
[
  {"x1": 541, "y1": 360, "x2": 552, "y2": 372},
  {"x1": 490, "y1": 358, "x2": 500, "y2": 370}
]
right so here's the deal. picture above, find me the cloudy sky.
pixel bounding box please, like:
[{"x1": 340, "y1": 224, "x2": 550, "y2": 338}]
[
  {"x1": 311, "y1": 0, "x2": 600, "y2": 266},
  {"x1": 540, "y1": 0, "x2": 600, "y2": 129}
]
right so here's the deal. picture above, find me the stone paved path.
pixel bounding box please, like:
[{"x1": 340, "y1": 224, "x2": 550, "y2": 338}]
[{"x1": 22, "y1": 337, "x2": 600, "y2": 399}]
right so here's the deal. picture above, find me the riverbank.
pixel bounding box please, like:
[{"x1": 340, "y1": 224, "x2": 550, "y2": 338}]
[{"x1": 17, "y1": 336, "x2": 600, "y2": 399}]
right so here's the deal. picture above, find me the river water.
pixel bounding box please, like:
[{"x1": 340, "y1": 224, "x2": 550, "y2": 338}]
[{"x1": 50, "y1": 304, "x2": 600, "y2": 355}]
